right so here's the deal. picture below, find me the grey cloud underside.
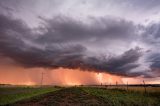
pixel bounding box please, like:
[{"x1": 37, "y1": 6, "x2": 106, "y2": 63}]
[
  {"x1": 37, "y1": 16, "x2": 136, "y2": 43},
  {"x1": 83, "y1": 47, "x2": 143, "y2": 76},
  {"x1": 148, "y1": 53, "x2": 160, "y2": 69},
  {"x1": 141, "y1": 23, "x2": 160, "y2": 76},
  {"x1": 0, "y1": 14, "x2": 159, "y2": 78}
]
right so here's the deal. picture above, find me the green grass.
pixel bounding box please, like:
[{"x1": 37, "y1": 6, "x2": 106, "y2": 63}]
[
  {"x1": 83, "y1": 87, "x2": 160, "y2": 106},
  {"x1": 0, "y1": 86, "x2": 60, "y2": 105},
  {"x1": 1, "y1": 86, "x2": 160, "y2": 106},
  {"x1": 107, "y1": 86, "x2": 160, "y2": 93}
]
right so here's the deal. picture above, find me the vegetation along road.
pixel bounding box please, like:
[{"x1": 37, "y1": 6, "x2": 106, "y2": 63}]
[{"x1": 0, "y1": 86, "x2": 160, "y2": 106}]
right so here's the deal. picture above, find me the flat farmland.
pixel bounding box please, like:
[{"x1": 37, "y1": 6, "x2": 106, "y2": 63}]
[
  {"x1": 0, "y1": 86, "x2": 160, "y2": 106},
  {"x1": 0, "y1": 86, "x2": 60, "y2": 105}
]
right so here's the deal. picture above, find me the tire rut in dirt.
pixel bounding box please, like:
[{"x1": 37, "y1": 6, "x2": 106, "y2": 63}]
[{"x1": 11, "y1": 87, "x2": 109, "y2": 106}]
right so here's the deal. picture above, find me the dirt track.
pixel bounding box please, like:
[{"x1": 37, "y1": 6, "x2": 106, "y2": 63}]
[{"x1": 11, "y1": 87, "x2": 108, "y2": 106}]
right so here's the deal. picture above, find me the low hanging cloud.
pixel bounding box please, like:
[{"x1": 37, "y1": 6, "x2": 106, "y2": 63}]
[
  {"x1": 0, "y1": 13, "x2": 159, "y2": 78},
  {"x1": 37, "y1": 15, "x2": 137, "y2": 43},
  {"x1": 140, "y1": 22, "x2": 160, "y2": 77}
]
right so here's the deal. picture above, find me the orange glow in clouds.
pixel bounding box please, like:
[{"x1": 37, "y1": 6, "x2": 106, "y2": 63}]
[
  {"x1": 1, "y1": 64, "x2": 159, "y2": 85},
  {"x1": 0, "y1": 66, "x2": 123, "y2": 85}
]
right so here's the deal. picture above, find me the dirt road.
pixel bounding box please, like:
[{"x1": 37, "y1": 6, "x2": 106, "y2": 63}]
[{"x1": 11, "y1": 87, "x2": 108, "y2": 106}]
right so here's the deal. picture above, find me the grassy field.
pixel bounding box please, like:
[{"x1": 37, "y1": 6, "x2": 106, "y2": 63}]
[
  {"x1": 105, "y1": 86, "x2": 160, "y2": 93},
  {"x1": 83, "y1": 87, "x2": 160, "y2": 106},
  {"x1": 0, "y1": 86, "x2": 60, "y2": 105},
  {"x1": 0, "y1": 85, "x2": 160, "y2": 106},
  {"x1": 11, "y1": 87, "x2": 108, "y2": 106}
]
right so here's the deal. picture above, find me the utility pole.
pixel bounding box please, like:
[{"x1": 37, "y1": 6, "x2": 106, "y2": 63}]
[
  {"x1": 116, "y1": 81, "x2": 118, "y2": 88},
  {"x1": 41, "y1": 72, "x2": 45, "y2": 86},
  {"x1": 127, "y1": 81, "x2": 128, "y2": 91},
  {"x1": 143, "y1": 80, "x2": 147, "y2": 93}
]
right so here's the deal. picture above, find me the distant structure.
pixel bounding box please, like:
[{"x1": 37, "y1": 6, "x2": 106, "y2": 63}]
[{"x1": 41, "y1": 72, "x2": 45, "y2": 86}]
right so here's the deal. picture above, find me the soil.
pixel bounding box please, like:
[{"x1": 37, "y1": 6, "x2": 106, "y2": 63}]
[{"x1": 10, "y1": 87, "x2": 109, "y2": 106}]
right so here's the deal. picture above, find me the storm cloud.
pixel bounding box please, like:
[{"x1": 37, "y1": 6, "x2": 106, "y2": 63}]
[
  {"x1": 0, "y1": 14, "x2": 150, "y2": 77},
  {"x1": 0, "y1": 0, "x2": 160, "y2": 79},
  {"x1": 37, "y1": 15, "x2": 136, "y2": 43}
]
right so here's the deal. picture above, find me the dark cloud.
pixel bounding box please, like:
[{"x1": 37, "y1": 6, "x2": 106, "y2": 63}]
[
  {"x1": 103, "y1": 47, "x2": 142, "y2": 73},
  {"x1": 148, "y1": 53, "x2": 160, "y2": 69},
  {"x1": 140, "y1": 22, "x2": 160, "y2": 78},
  {"x1": 83, "y1": 47, "x2": 143, "y2": 77},
  {"x1": 0, "y1": 13, "x2": 157, "y2": 78},
  {"x1": 141, "y1": 22, "x2": 160, "y2": 67},
  {"x1": 142, "y1": 23, "x2": 160, "y2": 44},
  {"x1": 37, "y1": 15, "x2": 137, "y2": 44}
]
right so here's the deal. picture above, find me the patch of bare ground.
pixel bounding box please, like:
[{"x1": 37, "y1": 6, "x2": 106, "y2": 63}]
[{"x1": 10, "y1": 87, "x2": 109, "y2": 106}]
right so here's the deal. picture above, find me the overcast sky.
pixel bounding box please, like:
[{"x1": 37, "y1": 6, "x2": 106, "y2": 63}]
[{"x1": 0, "y1": 0, "x2": 160, "y2": 80}]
